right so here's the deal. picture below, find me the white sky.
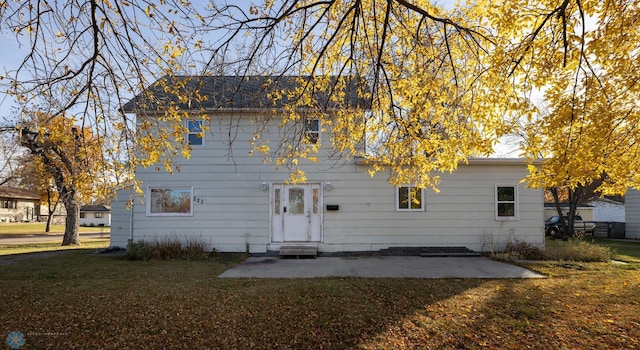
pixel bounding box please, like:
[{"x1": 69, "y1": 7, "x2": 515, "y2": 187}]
[{"x1": 0, "y1": 32, "x2": 28, "y2": 120}]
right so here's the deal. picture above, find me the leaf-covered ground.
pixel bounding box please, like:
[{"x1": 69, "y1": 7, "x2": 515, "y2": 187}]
[{"x1": 0, "y1": 251, "x2": 638, "y2": 349}]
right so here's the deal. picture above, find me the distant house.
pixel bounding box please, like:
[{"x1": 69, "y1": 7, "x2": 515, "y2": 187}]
[
  {"x1": 0, "y1": 187, "x2": 40, "y2": 222},
  {"x1": 586, "y1": 197, "x2": 625, "y2": 223},
  {"x1": 80, "y1": 204, "x2": 111, "y2": 227},
  {"x1": 543, "y1": 203, "x2": 594, "y2": 221},
  {"x1": 39, "y1": 203, "x2": 67, "y2": 225}
]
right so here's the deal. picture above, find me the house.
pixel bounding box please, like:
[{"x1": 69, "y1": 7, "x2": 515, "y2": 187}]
[
  {"x1": 80, "y1": 204, "x2": 111, "y2": 227},
  {"x1": 586, "y1": 197, "x2": 625, "y2": 223},
  {"x1": 110, "y1": 76, "x2": 544, "y2": 254},
  {"x1": 543, "y1": 203, "x2": 594, "y2": 221},
  {"x1": 0, "y1": 187, "x2": 40, "y2": 222},
  {"x1": 625, "y1": 189, "x2": 640, "y2": 239},
  {"x1": 38, "y1": 203, "x2": 67, "y2": 225}
]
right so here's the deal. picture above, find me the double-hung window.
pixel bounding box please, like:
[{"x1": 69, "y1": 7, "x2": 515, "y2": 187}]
[
  {"x1": 304, "y1": 119, "x2": 320, "y2": 144},
  {"x1": 187, "y1": 120, "x2": 204, "y2": 146},
  {"x1": 496, "y1": 185, "x2": 518, "y2": 220},
  {"x1": 397, "y1": 185, "x2": 425, "y2": 211}
]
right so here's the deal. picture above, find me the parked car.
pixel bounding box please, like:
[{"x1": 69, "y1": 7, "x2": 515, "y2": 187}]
[{"x1": 545, "y1": 215, "x2": 596, "y2": 237}]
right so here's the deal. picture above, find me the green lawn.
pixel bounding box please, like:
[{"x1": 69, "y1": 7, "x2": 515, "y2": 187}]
[
  {"x1": 0, "y1": 243, "x2": 638, "y2": 349},
  {"x1": 0, "y1": 238, "x2": 110, "y2": 256},
  {"x1": 585, "y1": 237, "x2": 640, "y2": 263},
  {"x1": 0, "y1": 222, "x2": 110, "y2": 236}
]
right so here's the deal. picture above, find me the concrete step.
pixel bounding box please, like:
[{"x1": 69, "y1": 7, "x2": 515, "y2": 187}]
[
  {"x1": 419, "y1": 247, "x2": 481, "y2": 257},
  {"x1": 279, "y1": 245, "x2": 318, "y2": 258},
  {"x1": 377, "y1": 246, "x2": 480, "y2": 257}
]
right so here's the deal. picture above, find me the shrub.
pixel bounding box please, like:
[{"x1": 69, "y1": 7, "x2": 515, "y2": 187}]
[
  {"x1": 491, "y1": 240, "x2": 546, "y2": 261},
  {"x1": 126, "y1": 237, "x2": 212, "y2": 261},
  {"x1": 545, "y1": 239, "x2": 612, "y2": 262},
  {"x1": 127, "y1": 241, "x2": 154, "y2": 261},
  {"x1": 491, "y1": 238, "x2": 613, "y2": 262}
]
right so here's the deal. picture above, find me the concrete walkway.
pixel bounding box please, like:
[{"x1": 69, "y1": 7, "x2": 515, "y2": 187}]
[{"x1": 219, "y1": 256, "x2": 545, "y2": 279}]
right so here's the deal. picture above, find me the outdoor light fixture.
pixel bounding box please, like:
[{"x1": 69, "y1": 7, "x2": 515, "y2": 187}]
[
  {"x1": 324, "y1": 182, "x2": 332, "y2": 191},
  {"x1": 261, "y1": 182, "x2": 268, "y2": 191}
]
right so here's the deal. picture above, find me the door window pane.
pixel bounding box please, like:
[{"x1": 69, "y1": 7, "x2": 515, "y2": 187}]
[
  {"x1": 289, "y1": 188, "x2": 305, "y2": 215},
  {"x1": 312, "y1": 188, "x2": 318, "y2": 214},
  {"x1": 274, "y1": 188, "x2": 281, "y2": 215}
]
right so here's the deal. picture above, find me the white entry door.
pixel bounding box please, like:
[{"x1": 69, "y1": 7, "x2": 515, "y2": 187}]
[{"x1": 271, "y1": 184, "x2": 321, "y2": 242}]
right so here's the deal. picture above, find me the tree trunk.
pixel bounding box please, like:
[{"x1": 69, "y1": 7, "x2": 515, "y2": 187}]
[
  {"x1": 61, "y1": 191, "x2": 80, "y2": 246},
  {"x1": 550, "y1": 187, "x2": 569, "y2": 237},
  {"x1": 45, "y1": 212, "x2": 52, "y2": 233},
  {"x1": 45, "y1": 188, "x2": 55, "y2": 233}
]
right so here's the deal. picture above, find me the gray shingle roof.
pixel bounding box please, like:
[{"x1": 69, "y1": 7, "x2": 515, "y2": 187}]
[
  {"x1": 80, "y1": 204, "x2": 111, "y2": 212},
  {"x1": 122, "y1": 75, "x2": 370, "y2": 113},
  {"x1": 0, "y1": 187, "x2": 40, "y2": 200}
]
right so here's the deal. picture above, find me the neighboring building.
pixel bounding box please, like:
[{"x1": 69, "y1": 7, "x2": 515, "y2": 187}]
[
  {"x1": 0, "y1": 187, "x2": 40, "y2": 222},
  {"x1": 39, "y1": 202, "x2": 67, "y2": 225},
  {"x1": 586, "y1": 197, "x2": 625, "y2": 223},
  {"x1": 544, "y1": 203, "x2": 594, "y2": 221},
  {"x1": 110, "y1": 76, "x2": 545, "y2": 253},
  {"x1": 80, "y1": 204, "x2": 111, "y2": 227},
  {"x1": 625, "y1": 189, "x2": 640, "y2": 239}
]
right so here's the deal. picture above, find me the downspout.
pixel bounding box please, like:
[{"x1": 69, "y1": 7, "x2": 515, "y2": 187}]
[{"x1": 127, "y1": 190, "x2": 134, "y2": 248}]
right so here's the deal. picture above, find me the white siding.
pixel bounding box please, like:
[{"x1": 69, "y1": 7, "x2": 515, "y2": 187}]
[
  {"x1": 117, "y1": 112, "x2": 544, "y2": 253},
  {"x1": 587, "y1": 199, "x2": 625, "y2": 222},
  {"x1": 625, "y1": 189, "x2": 640, "y2": 239}
]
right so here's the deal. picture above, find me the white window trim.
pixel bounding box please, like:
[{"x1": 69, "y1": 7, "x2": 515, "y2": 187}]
[
  {"x1": 396, "y1": 185, "x2": 426, "y2": 212},
  {"x1": 495, "y1": 184, "x2": 519, "y2": 221},
  {"x1": 146, "y1": 186, "x2": 194, "y2": 217},
  {"x1": 187, "y1": 119, "x2": 205, "y2": 147}
]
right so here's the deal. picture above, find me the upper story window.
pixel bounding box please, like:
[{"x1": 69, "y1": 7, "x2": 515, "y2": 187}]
[
  {"x1": 187, "y1": 120, "x2": 204, "y2": 146},
  {"x1": 304, "y1": 119, "x2": 320, "y2": 144},
  {"x1": 496, "y1": 185, "x2": 518, "y2": 220},
  {"x1": 397, "y1": 185, "x2": 425, "y2": 211}
]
